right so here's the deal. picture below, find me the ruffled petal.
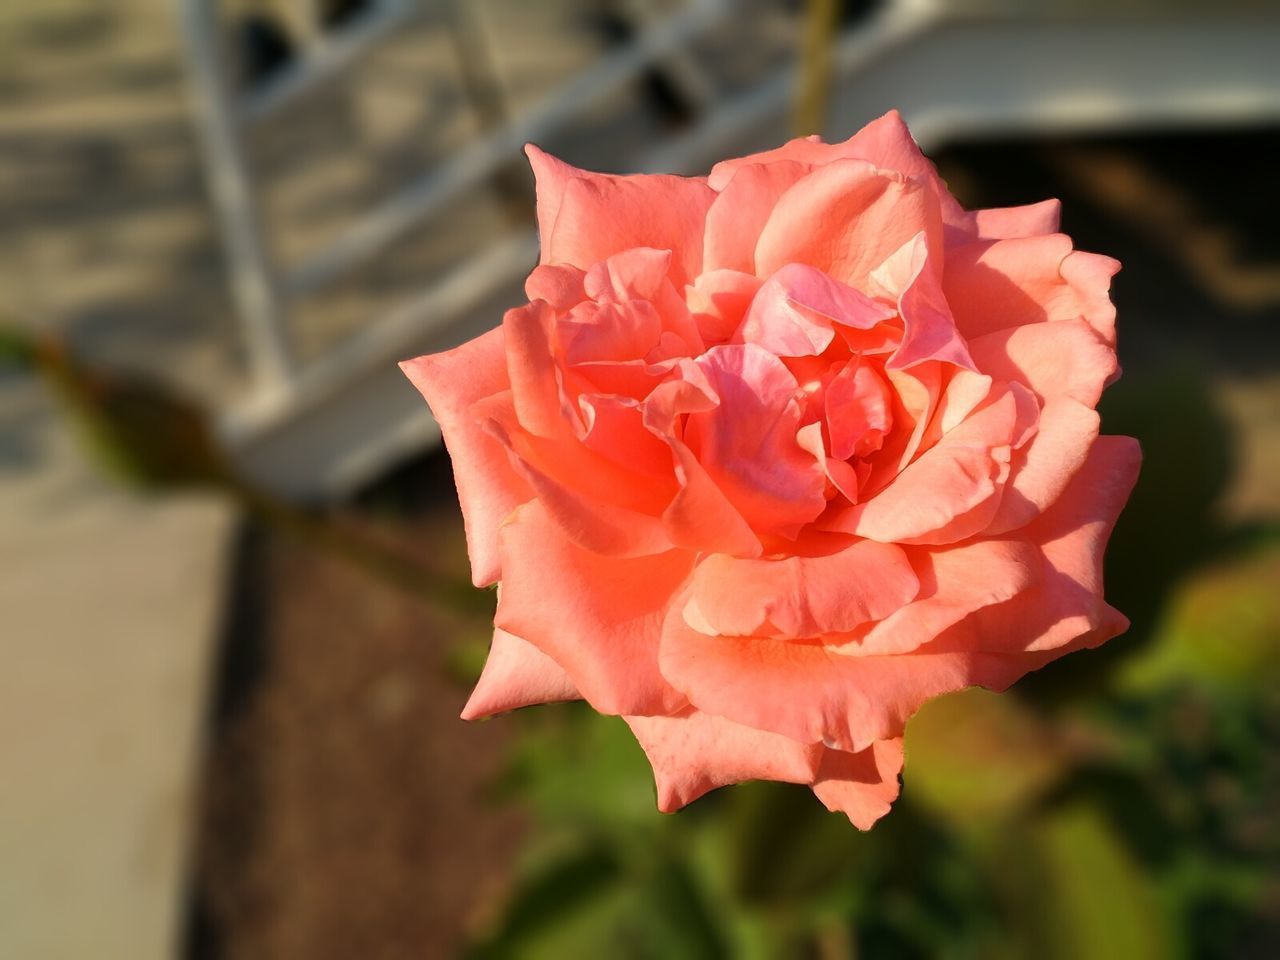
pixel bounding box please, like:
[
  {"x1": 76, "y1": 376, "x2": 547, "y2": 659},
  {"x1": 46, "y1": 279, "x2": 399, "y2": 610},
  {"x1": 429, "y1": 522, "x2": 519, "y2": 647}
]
[
  {"x1": 811, "y1": 738, "x2": 904, "y2": 830},
  {"x1": 822, "y1": 382, "x2": 1023, "y2": 544},
  {"x1": 737, "y1": 263, "x2": 895, "y2": 358},
  {"x1": 943, "y1": 235, "x2": 1121, "y2": 344},
  {"x1": 844, "y1": 538, "x2": 1040, "y2": 657},
  {"x1": 953, "y1": 198, "x2": 1062, "y2": 242},
  {"x1": 966, "y1": 318, "x2": 1117, "y2": 407},
  {"x1": 684, "y1": 539, "x2": 919, "y2": 638},
  {"x1": 987, "y1": 398, "x2": 1101, "y2": 535},
  {"x1": 755, "y1": 159, "x2": 939, "y2": 293},
  {"x1": 659, "y1": 603, "x2": 980, "y2": 752},
  {"x1": 496, "y1": 502, "x2": 693, "y2": 716},
  {"x1": 545, "y1": 170, "x2": 716, "y2": 287},
  {"x1": 933, "y1": 434, "x2": 1141, "y2": 657},
  {"x1": 461, "y1": 627, "x2": 579, "y2": 720},
  {"x1": 703, "y1": 158, "x2": 813, "y2": 273},
  {"x1": 685, "y1": 344, "x2": 827, "y2": 538},
  {"x1": 400, "y1": 328, "x2": 531, "y2": 586},
  {"x1": 870, "y1": 232, "x2": 975, "y2": 370},
  {"x1": 625, "y1": 708, "x2": 823, "y2": 811}
]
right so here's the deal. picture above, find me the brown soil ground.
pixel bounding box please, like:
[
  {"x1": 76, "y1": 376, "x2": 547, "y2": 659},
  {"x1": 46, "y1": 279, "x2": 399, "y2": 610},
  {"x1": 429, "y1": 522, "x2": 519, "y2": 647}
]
[{"x1": 186, "y1": 451, "x2": 523, "y2": 960}]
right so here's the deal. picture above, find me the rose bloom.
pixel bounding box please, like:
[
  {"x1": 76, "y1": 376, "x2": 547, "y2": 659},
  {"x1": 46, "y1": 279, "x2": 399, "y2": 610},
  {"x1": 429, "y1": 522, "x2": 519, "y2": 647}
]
[{"x1": 403, "y1": 111, "x2": 1140, "y2": 828}]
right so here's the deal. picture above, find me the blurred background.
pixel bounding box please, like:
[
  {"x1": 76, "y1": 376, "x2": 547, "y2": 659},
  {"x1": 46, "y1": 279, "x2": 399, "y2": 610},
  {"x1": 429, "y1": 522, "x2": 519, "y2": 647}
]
[{"x1": 2, "y1": 0, "x2": 1278, "y2": 957}]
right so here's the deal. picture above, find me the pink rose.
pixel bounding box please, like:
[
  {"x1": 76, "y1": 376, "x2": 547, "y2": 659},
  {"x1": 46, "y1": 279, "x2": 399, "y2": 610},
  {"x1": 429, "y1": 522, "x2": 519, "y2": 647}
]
[{"x1": 402, "y1": 111, "x2": 1140, "y2": 828}]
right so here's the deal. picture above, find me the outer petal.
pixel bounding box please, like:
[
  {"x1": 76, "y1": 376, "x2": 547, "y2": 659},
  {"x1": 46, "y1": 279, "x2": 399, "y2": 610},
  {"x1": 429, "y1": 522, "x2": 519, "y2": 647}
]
[
  {"x1": 495, "y1": 502, "x2": 693, "y2": 717},
  {"x1": 546, "y1": 171, "x2": 715, "y2": 287},
  {"x1": 400, "y1": 328, "x2": 531, "y2": 586},
  {"x1": 965, "y1": 199, "x2": 1061, "y2": 241},
  {"x1": 525, "y1": 143, "x2": 582, "y2": 251},
  {"x1": 684, "y1": 539, "x2": 919, "y2": 638},
  {"x1": 811, "y1": 738, "x2": 904, "y2": 830},
  {"x1": 659, "y1": 604, "x2": 979, "y2": 752},
  {"x1": 461, "y1": 627, "x2": 579, "y2": 720},
  {"x1": 709, "y1": 111, "x2": 964, "y2": 226},
  {"x1": 625, "y1": 708, "x2": 823, "y2": 812},
  {"x1": 755, "y1": 159, "x2": 939, "y2": 293},
  {"x1": 844, "y1": 538, "x2": 1040, "y2": 657},
  {"x1": 986, "y1": 398, "x2": 1100, "y2": 535},
  {"x1": 966, "y1": 318, "x2": 1117, "y2": 407},
  {"x1": 943, "y1": 234, "x2": 1121, "y2": 344},
  {"x1": 703, "y1": 158, "x2": 813, "y2": 274},
  {"x1": 937, "y1": 434, "x2": 1142, "y2": 656}
]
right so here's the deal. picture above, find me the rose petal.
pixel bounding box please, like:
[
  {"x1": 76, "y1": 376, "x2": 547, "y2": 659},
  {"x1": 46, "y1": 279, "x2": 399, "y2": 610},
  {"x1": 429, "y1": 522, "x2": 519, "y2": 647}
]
[
  {"x1": 483, "y1": 412, "x2": 674, "y2": 556},
  {"x1": 811, "y1": 738, "x2": 904, "y2": 830},
  {"x1": 943, "y1": 234, "x2": 1121, "y2": 344},
  {"x1": 939, "y1": 434, "x2": 1142, "y2": 655},
  {"x1": 684, "y1": 538, "x2": 919, "y2": 638},
  {"x1": 660, "y1": 602, "x2": 977, "y2": 752},
  {"x1": 755, "y1": 159, "x2": 939, "y2": 293},
  {"x1": 642, "y1": 375, "x2": 763, "y2": 557},
  {"x1": 737, "y1": 263, "x2": 896, "y2": 357},
  {"x1": 685, "y1": 344, "x2": 827, "y2": 538},
  {"x1": 704, "y1": 158, "x2": 813, "y2": 274},
  {"x1": 496, "y1": 502, "x2": 693, "y2": 716},
  {"x1": 870, "y1": 232, "x2": 975, "y2": 370},
  {"x1": 823, "y1": 383, "x2": 1023, "y2": 544},
  {"x1": 709, "y1": 111, "x2": 963, "y2": 226},
  {"x1": 966, "y1": 318, "x2": 1118, "y2": 407},
  {"x1": 955, "y1": 198, "x2": 1062, "y2": 242},
  {"x1": 545, "y1": 171, "x2": 715, "y2": 287},
  {"x1": 987, "y1": 398, "x2": 1101, "y2": 535},
  {"x1": 461, "y1": 626, "x2": 580, "y2": 720},
  {"x1": 625, "y1": 708, "x2": 823, "y2": 811},
  {"x1": 842, "y1": 538, "x2": 1040, "y2": 657},
  {"x1": 400, "y1": 328, "x2": 531, "y2": 586}
]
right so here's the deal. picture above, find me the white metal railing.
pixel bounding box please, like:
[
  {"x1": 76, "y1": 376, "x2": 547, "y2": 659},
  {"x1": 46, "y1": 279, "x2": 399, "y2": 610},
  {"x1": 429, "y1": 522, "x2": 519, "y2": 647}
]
[{"x1": 182, "y1": 0, "x2": 1280, "y2": 498}]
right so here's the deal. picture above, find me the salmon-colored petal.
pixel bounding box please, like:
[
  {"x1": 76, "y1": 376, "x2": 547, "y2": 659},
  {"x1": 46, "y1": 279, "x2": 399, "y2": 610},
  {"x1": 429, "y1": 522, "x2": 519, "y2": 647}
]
[
  {"x1": 461, "y1": 627, "x2": 579, "y2": 720},
  {"x1": 524, "y1": 263, "x2": 586, "y2": 311},
  {"x1": 823, "y1": 384, "x2": 1022, "y2": 544},
  {"x1": 483, "y1": 413, "x2": 674, "y2": 556},
  {"x1": 496, "y1": 502, "x2": 693, "y2": 716},
  {"x1": 967, "y1": 318, "x2": 1117, "y2": 407},
  {"x1": 525, "y1": 143, "x2": 583, "y2": 253},
  {"x1": 703, "y1": 158, "x2": 812, "y2": 273},
  {"x1": 943, "y1": 235, "x2": 1121, "y2": 344},
  {"x1": 987, "y1": 398, "x2": 1100, "y2": 536},
  {"x1": 400, "y1": 329, "x2": 531, "y2": 586},
  {"x1": 738, "y1": 263, "x2": 895, "y2": 358},
  {"x1": 811, "y1": 738, "x2": 904, "y2": 829},
  {"x1": 684, "y1": 539, "x2": 919, "y2": 638},
  {"x1": 826, "y1": 359, "x2": 893, "y2": 460},
  {"x1": 625, "y1": 708, "x2": 824, "y2": 811},
  {"x1": 844, "y1": 538, "x2": 1040, "y2": 657},
  {"x1": 546, "y1": 172, "x2": 715, "y2": 287},
  {"x1": 687, "y1": 269, "x2": 763, "y2": 344},
  {"x1": 685, "y1": 344, "x2": 826, "y2": 538},
  {"x1": 870, "y1": 232, "x2": 975, "y2": 370},
  {"x1": 709, "y1": 111, "x2": 963, "y2": 225},
  {"x1": 959, "y1": 198, "x2": 1061, "y2": 241},
  {"x1": 755, "y1": 159, "x2": 938, "y2": 292},
  {"x1": 660, "y1": 603, "x2": 976, "y2": 752},
  {"x1": 559, "y1": 299, "x2": 664, "y2": 365},
  {"x1": 502, "y1": 300, "x2": 568, "y2": 437},
  {"x1": 933, "y1": 434, "x2": 1141, "y2": 656}
]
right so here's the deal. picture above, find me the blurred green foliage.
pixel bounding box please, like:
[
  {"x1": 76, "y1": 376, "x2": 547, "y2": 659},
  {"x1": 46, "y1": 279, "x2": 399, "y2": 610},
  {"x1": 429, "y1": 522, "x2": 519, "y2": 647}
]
[{"x1": 461, "y1": 363, "x2": 1279, "y2": 959}]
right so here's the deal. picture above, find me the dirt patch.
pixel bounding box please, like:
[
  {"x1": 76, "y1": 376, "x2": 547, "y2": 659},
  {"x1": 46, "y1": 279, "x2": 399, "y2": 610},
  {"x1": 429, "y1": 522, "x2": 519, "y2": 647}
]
[{"x1": 187, "y1": 451, "x2": 521, "y2": 960}]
